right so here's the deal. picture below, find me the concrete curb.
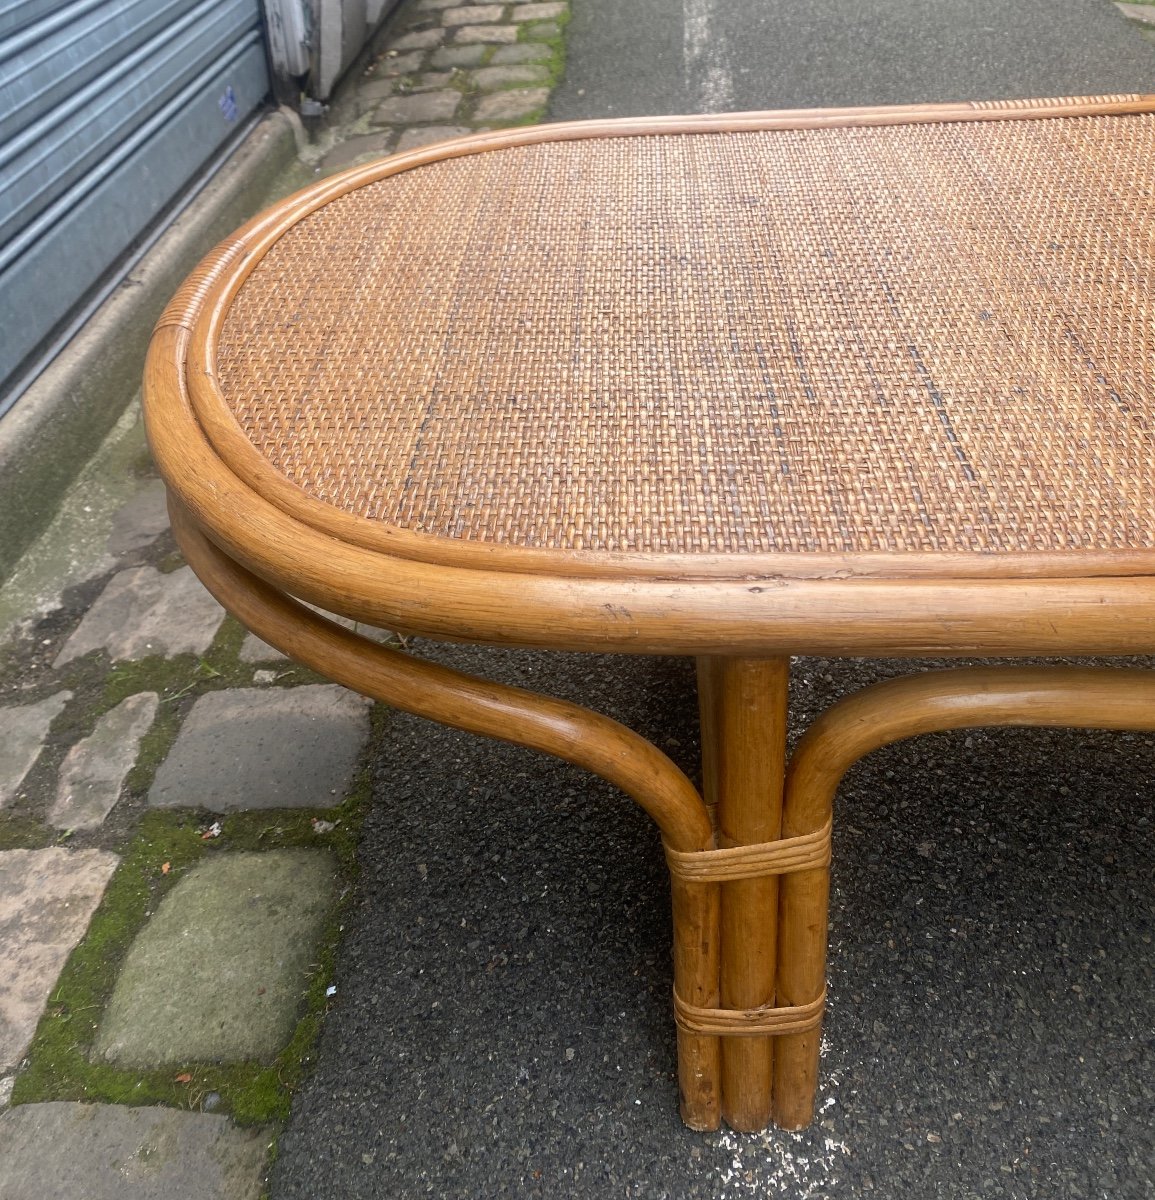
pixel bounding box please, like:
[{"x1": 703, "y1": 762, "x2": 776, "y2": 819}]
[{"x1": 0, "y1": 113, "x2": 298, "y2": 586}]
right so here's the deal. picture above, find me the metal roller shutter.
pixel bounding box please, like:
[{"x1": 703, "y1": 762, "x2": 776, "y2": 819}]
[{"x1": 0, "y1": 0, "x2": 270, "y2": 412}]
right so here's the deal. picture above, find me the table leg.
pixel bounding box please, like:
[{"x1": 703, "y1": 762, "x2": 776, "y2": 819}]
[
  {"x1": 771, "y1": 823, "x2": 830, "y2": 1130},
  {"x1": 171, "y1": 500, "x2": 724, "y2": 1128},
  {"x1": 670, "y1": 877, "x2": 722, "y2": 1130},
  {"x1": 699, "y1": 655, "x2": 790, "y2": 1131},
  {"x1": 696, "y1": 657, "x2": 723, "y2": 827},
  {"x1": 772, "y1": 662, "x2": 1155, "y2": 1127}
]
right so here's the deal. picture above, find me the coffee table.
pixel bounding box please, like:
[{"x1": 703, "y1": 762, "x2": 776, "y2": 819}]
[{"x1": 144, "y1": 94, "x2": 1155, "y2": 1133}]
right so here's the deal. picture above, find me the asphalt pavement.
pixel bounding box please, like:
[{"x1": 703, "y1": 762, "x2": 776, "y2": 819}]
[
  {"x1": 269, "y1": 2, "x2": 1155, "y2": 1197},
  {"x1": 272, "y1": 648, "x2": 1155, "y2": 1199},
  {"x1": 552, "y1": 0, "x2": 1155, "y2": 118}
]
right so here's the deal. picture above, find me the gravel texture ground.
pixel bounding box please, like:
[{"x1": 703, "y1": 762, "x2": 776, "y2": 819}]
[
  {"x1": 551, "y1": 0, "x2": 1155, "y2": 119},
  {"x1": 270, "y1": 646, "x2": 1155, "y2": 1198}
]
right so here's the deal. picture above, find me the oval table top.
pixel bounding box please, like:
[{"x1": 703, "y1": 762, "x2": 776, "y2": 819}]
[{"x1": 144, "y1": 94, "x2": 1155, "y2": 657}]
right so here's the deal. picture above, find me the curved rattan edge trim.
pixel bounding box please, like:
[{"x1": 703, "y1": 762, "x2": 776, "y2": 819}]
[
  {"x1": 155, "y1": 237, "x2": 251, "y2": 332},
  {"x1": 173, "y1": 94, "x2": 1155, "y2": 583},
  {"x1": 664, "y1": 819, "x2": 832, "y2": 883},
  {"x1": 673, "y1": 989, "x2": 827, "y2": 1037},
  {"x1": 316, "y1": 95, "x2": 1155, "y2": 205},
  {"x1": 145, "y1": 327, "x2": 1155, "y2": 655}
]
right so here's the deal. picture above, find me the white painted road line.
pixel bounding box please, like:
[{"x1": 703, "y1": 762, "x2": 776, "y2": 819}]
[{"x1": 684, "y1": 0, "x2": 735, "y2": 112}]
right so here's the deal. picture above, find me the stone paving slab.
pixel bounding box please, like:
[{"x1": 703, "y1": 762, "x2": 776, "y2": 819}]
[
  {"x1": 443, "y1": 4, "x2": 504, "y2": 26},
  {"x1": 475, "y1": 86, "x2": 551, "y2": 121},
  {"x1": 454, "y1": 23, "x2": 519, "y2": 43},
  {"x1": 55, "y1": 566, "x2": 224, "y2": 666},
  {"x1": 0, "y1": 412, "x2": 161, "y2": 646},
  {"x1": 512, "y1": 1, "x2": 566, "y2": 18},
  {"x1": 373, "y1": 90, "x2": 461, "y2": 125},
  {"x1": 237, "y1": 633, "x2": 289, "y2": 664},
  {"x1": 396, "y1": 124, "x2": 473, "y2": 151},
  {"x1": 471, "y1": 63, "x2": 551, "y2": 89},
  {"x1": 1118, "y1": 3, "x2": 1155, "y2": 23},
  {"x1": 357, "y1": 78, "x2": 395, "y2": 104},
  {"x1": 490, "y1": 40, "x2": 554, "y2": 63},
  {"x1": 430, "y1": 43, "x2": 488, "y2": 67},
  {"x1": 105, "y1": 479, "x2": 170, "y2": 557},
  {"x1": 411, "y1": 69, "x2": 454, "y2": 91},
  {"x1": 378, "y1": 49, "x2": 425, "y2": 75},
  {"x1": 0, "y1": 1102, "x2": 272, "y2": 1200},
  {"x1": 0, "y1": 848, "x2": 119, "y2": 1072},
  {"x1": 148, "y1": 685, "x2": 371, "y2": 811},
  {"x1": 50, "y1": 693, "x2": 159, "y2": 830},
  {"x1": 391, "y1": 27, "x2": 446, "y2": 50},
  {"x1": 318, "y1": 132, "x2": 395, "y2": 170},
  {"x1": 94, "y1": 850, "x2": 337, "y2": 1066},
  {"x1": 0, "y1": 691, "x2": 71, "y2": 807}
]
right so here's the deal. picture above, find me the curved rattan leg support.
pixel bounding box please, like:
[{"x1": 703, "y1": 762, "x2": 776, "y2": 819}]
[
  {"x1": 169, "y1": 502, "x2": 723, "y2": 1128},
  {"x1": 772, "y1": 665, "x2": 1155, "y2": 1130}
]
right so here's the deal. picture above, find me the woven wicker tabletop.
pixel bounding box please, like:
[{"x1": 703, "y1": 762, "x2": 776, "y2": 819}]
[
  {"x1": 145, "y1": 97, "x2": 1155, "y2": 1141},
  {"x1": 200, "y1": 98, "x2": 1155, "y2": 566}
]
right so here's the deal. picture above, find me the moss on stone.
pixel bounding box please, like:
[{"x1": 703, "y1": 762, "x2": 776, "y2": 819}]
[
  {"x1": 9, "y1": 707, "x2": 378, "y2": 1124},
  {"x1": 514, "y1": 9, "x2": 568, "y2": 103},
  {"x1": 0, "y1": 815, "x2": 56, "y2": 851}
]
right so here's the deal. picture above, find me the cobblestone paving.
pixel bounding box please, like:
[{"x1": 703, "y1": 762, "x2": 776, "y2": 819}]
[
  {"x1": 0, "y1": 412, "x2": 375, "y2": 1193},
  {"x1": 0, "y1": 1, "x2": 572, "y2": 1193},
  {"x1": 315, "y1": 0, "x2": 570, "y2": 174}
]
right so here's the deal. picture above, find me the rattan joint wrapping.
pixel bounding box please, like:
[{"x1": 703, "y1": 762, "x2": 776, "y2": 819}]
[
  {"x1": 673, "y1": 988, "x2": 827, "y2": 1038},
  {"x1": 664, "y1": 818, "x2": 832, "y2": 883}
]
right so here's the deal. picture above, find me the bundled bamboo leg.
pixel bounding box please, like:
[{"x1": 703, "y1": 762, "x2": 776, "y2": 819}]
[
  {"x1": 699, "y1": 656, "x2": 789, "y2": 1131},
  {"x1": 671, "y1": 876, "x2": 722, "y2": 1129}
]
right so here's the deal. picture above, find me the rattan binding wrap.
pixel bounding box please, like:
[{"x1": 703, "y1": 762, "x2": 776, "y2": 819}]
[
  {"x1": 673, "y1": 989, "x2": 827, "y2": 1038},
  {"x1": 211, "y1": 102, "x2": 1155, "y2": 560},
  {"x1": 664, "y1": 817, "x2": 832, "y2": 882}
]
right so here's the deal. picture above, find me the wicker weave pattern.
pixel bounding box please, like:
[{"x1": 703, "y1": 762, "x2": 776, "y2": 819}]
[{"x1": 216, "y1": 114, "x2": 1155, "y2": 556}]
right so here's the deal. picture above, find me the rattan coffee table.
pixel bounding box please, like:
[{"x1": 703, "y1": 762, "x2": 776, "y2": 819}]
[{"x1": 144, "y1": 94, "x2": 1155, "y2": 1133}]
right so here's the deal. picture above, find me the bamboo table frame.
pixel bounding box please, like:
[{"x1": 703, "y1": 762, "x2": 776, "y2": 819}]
[{"x1": 144, "y1": 94, "x2": 1155, "y2": 1133}]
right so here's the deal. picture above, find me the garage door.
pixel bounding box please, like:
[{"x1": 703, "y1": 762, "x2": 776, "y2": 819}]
[{"x1": 0, "y1": 0, "x2": 270, "y2": 413}]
